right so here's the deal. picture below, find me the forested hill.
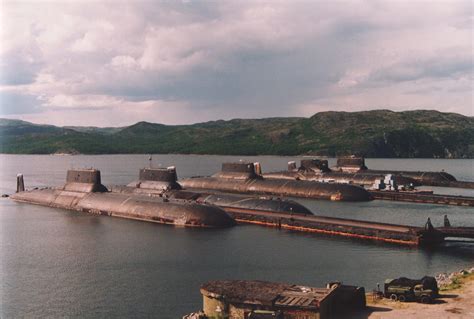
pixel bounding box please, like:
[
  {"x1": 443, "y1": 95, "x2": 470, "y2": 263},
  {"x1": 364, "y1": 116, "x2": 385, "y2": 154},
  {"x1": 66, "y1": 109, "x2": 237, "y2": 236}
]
[{"x1": 1, "y1": 110, "x2": 473, "y2": 158}]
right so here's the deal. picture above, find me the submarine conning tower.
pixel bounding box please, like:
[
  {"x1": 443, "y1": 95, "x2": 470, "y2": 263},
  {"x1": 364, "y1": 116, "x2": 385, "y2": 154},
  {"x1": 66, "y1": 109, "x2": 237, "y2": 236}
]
[
  {"x1": 64, "y1": 169, "x2": 108, "y2": 193},
  {"x1": 299, "y1": 159, "x2": 331, "y2": 173},
  {"x1": 128, "y1": 167, "x2": 182, "y2": 191},
  {"x1": 213, "y1": 162, "x2": 261, "y2": 180},
  {"x1": 334, "y1": 156, "x2": 368, "y2": 172}
]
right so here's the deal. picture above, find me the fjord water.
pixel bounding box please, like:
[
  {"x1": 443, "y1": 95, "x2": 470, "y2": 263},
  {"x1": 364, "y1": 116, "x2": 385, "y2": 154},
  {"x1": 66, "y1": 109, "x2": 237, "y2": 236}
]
[{"x1": 1, "y1": 155, "x2": 473, "y2": 318}]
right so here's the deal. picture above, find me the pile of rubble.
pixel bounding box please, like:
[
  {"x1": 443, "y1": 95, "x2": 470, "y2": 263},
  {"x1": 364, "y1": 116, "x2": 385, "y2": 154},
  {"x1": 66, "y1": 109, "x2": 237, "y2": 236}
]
[{"x1": 435, "y1": 267, "x2": 474, "y2": 288}]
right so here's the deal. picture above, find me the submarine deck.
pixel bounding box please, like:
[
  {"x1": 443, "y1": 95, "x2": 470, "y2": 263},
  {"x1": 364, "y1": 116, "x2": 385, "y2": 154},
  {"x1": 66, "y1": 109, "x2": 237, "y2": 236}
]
[{"x1": 370, "y1": 190, "x2": 474, "y2": 206}]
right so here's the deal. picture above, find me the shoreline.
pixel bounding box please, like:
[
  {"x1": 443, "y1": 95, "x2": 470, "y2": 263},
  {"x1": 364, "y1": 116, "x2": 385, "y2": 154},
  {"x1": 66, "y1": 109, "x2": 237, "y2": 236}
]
[
  {"x1": 365, "y1": 267, "x2": 474, "y2": 319},
  {"x1": 0, "y1": 153, "x2": 473, "y2": 159}
]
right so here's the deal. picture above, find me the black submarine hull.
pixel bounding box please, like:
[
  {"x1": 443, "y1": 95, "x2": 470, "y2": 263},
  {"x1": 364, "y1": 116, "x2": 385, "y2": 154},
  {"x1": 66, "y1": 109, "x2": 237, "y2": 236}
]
[
  {"x1": 10, "y1": 170, "x2": 235, "y2": 228},
  {"x1": 111, "y1": 166, "x2": 314, "y2": 215},
  {"x1": 111, "y1": 185, "x2": 313, "y2": 216},
  {"x1": 263, "y1": 170, "x2": 420, "y2": 187},
  {"x1": 180, "y1": 177, "x2": 372, "y2": 201},
  {"x1": 333, "y1": 156, "x2": 467, "y2": 187}
]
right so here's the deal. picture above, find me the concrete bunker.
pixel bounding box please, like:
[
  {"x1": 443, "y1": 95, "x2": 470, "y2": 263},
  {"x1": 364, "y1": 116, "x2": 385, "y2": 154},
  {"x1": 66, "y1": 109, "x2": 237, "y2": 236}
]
[{"x1": 200, "y1": 280, "x2": 366, "y2": 319}]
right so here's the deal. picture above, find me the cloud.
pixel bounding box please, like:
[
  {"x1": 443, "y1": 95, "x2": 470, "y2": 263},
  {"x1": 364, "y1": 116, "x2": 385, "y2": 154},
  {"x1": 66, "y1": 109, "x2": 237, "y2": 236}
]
[
  {"x1": 0, "y1": 91, "x2": 42, "y2": 115},
  {"x1": 0, "y1": 0, "x2": 472, "y2": 126}
]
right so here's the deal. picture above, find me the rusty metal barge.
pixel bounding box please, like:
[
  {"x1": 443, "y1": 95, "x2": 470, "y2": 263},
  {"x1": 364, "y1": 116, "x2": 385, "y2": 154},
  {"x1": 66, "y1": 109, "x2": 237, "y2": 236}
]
[
  {"x1": 10, "y1": 169, "x2": 235, "y2": 228},
  {"x1": 180, "y1": 162, "x2": 373, "y2": 202},
  {"x1": 225, "y1": 208, "x2": 474, "y2": 245}
]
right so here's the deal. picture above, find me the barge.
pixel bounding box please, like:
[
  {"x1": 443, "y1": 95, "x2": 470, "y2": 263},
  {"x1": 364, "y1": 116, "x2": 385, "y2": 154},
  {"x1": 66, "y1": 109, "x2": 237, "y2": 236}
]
[
  {"x1": 180, "y1": 162, "x2": 373, "y2": 202},
  {"x1": 227, "y1": 209, "x2": 474, "y2": 245},
  {"x1": 10, "y1": 169, "x2": 235, "y2": 228}
]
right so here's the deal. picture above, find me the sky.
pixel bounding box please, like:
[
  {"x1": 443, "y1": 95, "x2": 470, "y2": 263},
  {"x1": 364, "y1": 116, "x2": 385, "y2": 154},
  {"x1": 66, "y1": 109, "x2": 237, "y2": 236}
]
[{"x1": 0, "y1": 0, "x2": 472, "y2": 127}]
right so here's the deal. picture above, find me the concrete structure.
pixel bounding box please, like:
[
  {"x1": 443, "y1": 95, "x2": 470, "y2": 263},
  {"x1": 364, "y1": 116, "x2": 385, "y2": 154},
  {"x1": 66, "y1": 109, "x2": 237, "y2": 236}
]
[{"x1": 200, "y1": 280, "x2": 366, "y2": 319}]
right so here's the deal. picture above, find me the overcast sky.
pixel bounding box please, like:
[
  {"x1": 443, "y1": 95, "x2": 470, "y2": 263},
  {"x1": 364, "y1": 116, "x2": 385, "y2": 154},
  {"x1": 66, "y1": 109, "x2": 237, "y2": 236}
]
[{"x1": 1, "y1": 0, "x2": 472, "y2": 126}]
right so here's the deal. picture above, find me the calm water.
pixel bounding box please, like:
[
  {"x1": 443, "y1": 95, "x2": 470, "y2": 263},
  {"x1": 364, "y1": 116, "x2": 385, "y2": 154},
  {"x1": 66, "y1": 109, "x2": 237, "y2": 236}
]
[{"x1": 1, "y1": 155, "x2": 473, "y2": 318}]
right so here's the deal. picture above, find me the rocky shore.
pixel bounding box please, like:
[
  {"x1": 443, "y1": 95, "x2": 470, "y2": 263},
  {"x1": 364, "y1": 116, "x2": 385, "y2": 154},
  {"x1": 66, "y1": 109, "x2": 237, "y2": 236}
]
[
  {"x1": 435, "y1": 267, "x2": 474, "y2": 290},
  {"x1": 183, "y1": 267, "x2": 474, "y2": 319}
]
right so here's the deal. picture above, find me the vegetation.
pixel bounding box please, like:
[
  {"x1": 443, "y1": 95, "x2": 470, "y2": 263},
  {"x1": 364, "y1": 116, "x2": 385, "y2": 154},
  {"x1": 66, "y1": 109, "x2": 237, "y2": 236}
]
[
  {"x1": 440, "y1": 272, "x2": 474, "y2": 292},
  {"x1": 1, "y1": 110, "x2": 473, "y2": 157}
]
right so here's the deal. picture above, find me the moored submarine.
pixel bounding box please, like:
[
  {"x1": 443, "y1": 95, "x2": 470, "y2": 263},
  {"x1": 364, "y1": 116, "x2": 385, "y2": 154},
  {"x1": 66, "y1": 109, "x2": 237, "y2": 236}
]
[
  {"x1": 111, "y1": 167, "x2": 313, "y2": 215},
  {"x1": 180, "y1": 162, "x2": 372, "y2": 201},
  {"x1": 333, "y1": 156, "x2": 461, "y2": 186},
  {"x1": 10, "y1": 169, "x2": 235, "y2": 228},
  {"x1": 264, "y1": 158, "x2": 420, "y2": 188}
]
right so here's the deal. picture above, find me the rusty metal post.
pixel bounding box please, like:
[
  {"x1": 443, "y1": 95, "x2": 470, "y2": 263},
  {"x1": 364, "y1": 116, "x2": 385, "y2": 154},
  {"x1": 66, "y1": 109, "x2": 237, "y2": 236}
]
[{"x1": 16, "y1": 174, "x2": 25, "y2": 193}]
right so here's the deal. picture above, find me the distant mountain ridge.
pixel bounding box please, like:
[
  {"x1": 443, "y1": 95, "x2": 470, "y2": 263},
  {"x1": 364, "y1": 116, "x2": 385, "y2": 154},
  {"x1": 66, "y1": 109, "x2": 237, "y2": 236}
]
[{"x1": 1, "y1": 110, "x2": 473, "y2": 158}]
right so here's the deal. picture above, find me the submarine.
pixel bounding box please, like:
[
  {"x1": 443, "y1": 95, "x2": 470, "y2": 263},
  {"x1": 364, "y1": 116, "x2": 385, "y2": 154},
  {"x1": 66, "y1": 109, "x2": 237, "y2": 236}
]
[
  {"x1": 333, "y1": 156, "x2": 463, "y2": 186},
  {"x1": 10, "y1": 169, "x2": 235, "y2": 228},
  {"x1": 180, "y1": 162, "x2": 372, "y2": 201},
  {"x1": 264, "y1": 158, "x2": 420, "y2": 188},
  {"x1": 110, "y1": 167, "x2": 313, "y2": 215}
]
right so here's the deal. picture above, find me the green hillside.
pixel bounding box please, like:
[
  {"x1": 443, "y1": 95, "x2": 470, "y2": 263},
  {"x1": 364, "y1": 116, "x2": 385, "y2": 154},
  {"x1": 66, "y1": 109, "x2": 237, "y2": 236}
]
[{"x1": 1, "y1": 110, "x2": 473, "y2": 158}]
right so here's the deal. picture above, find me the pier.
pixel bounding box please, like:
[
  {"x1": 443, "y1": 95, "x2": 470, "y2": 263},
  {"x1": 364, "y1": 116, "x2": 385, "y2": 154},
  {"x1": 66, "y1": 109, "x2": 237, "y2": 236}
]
[{"x1": 219, "y1": 207, "x2": 474, "y2": 246}]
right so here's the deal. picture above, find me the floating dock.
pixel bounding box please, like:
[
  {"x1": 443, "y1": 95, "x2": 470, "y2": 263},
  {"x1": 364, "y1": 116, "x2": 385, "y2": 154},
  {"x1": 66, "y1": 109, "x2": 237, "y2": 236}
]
[{"x1": 222, "y1": 208, "x2": 474, "y2": 246}]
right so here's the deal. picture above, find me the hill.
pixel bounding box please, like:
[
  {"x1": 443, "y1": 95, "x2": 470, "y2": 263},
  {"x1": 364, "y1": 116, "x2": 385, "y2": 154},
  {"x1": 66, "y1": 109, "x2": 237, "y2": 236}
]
[{"x1": 1, "y1": 110, "x2": 473, "y2": 158}]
